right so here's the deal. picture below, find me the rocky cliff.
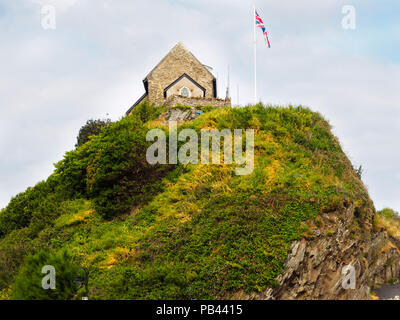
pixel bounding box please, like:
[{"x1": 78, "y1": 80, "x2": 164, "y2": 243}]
[
  {"x1": 274, "y1": 204, "x2": 400, "y2": 299},
  {"x1": 235, "y1": 203, "x2": 400, "y2": 300}
]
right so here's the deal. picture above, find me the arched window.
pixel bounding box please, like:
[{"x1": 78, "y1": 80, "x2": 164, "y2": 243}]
[{"x1": 180, "y1": 87, "x2": 190, "y2": 97}]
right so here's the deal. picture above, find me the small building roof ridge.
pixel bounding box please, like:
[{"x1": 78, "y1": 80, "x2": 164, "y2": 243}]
[{"x1": 144, "y1": 42, "x2": 215, "y2": 81}]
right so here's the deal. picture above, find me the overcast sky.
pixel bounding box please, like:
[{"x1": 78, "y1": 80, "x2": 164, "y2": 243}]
[{"x1": 0, "y1": 0, "x2": 399, "y2": 211}]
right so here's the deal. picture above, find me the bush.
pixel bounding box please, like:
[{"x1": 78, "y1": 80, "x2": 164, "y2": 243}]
[
  {"x1": 86, "y1": 116, "x2": 169, "y2": 219},
  {"x1": 55, "y1": 114, "x2": 174, "y2": 219},
  {"x1": 54, "y1": 146, "x2": 91, "y2": 199},
  {"x1": 0, "y1": 242, "x2": 28, "y2": 290},
  {"x1": 378, "y1": 208, "x2": 399, "y2": 219},
  {"x1": 129, "y1": 101, "x2": 163, "y2": 123},
  {"x1": 0, "y1": 187, "x2": 37, "y2": 237},
  {"x1": 76, "y1": 119, "x2": 112, "y2": 147},
  {"x1": 11, "y1": 250, "x2": 78, "y2": 300},
  {"x1": 0, "y1": 178, "x2": 65, "y2": 238}
]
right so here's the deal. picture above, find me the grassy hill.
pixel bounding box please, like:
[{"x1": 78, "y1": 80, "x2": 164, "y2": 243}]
[{"x1": 0, "y1": 104, "x2": 372, "y2": 300}]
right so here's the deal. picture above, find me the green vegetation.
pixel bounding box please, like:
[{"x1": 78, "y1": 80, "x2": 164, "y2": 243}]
[
  {"x1": 76, "y1": 118, "x2": 112, "y2": 147},
  {"x1": 0, "y1": 103, "x2": 371, "y2": 300},
  {"x1": 58, "y1": 116, "x2": 173, "y2": 219},
  {"x1": 375, "y1": 208, "x2": 400, "y2": 240},
  {"x1": 378, "y1": 208, "x2": 399, "y2": 219},
  {"x1": 11, "y1": 250, "x2": 78, "y2": 300},
  {"x1": 131, "y1": 101, "x2": 166, "y2": 123}
]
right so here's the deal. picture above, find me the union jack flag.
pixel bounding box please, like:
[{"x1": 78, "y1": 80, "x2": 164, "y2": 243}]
[{"x1": 255, "y1": 9, "x2": 271, "y2": 48}]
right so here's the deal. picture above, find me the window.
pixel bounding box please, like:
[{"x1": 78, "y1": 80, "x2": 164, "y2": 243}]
[{"x1": 180, "y1": 87, "x2": 190, "y2": 97}]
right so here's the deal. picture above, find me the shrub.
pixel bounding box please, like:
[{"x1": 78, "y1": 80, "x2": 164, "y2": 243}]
[
  {"x1": 76, "y1": 118, "x2": 112, "y2": 147},
  {"x1": 54, "y1": 146, "x2": 91, "y2": 199},
  {"x1": 55, "y1": 114, "x2": 174, "y2": 219},
  {"x1": 129, "y1": 101, "x2": 163, "y2": 123},
  {"x1": 86, "y1": 116, "x2": 169, "y2": 219},
  {"x1": 0, "y1": 242, "x2": 28, "y2": 290},
  {"x1": 11, "y1": 250, "x2": 78, "y2": 300},
  {"x1": 0, "y1": 179, "x2": 65, "y2": 238},
  {"x1": 0, "y1": 187, "x2": 37, "y2": 237},
  {"x1": 378, "y1": 208, "x2": 399, "y2": 219}
]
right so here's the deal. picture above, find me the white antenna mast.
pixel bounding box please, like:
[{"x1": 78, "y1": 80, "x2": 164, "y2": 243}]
[
  {"x1": 216, "y1": 72, "x2": 219, "y2": 98},
  {"x1": 226, "y1": 65, "x2": 230, "y2": 99}
]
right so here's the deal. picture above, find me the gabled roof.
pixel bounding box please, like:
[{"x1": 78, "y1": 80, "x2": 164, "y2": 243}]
[
  {"x1": 144, "y1": 42, "x2": 215, "y2": 81},
  {"x1": 163, "y1": 73, "x2": 206, "y2": 97},
  {"x1": 126, "y1": 43, "x2": 216, "y2": 115},
  {"x1": 126, "y1": 93, "x2": 147, "y2": 115}
]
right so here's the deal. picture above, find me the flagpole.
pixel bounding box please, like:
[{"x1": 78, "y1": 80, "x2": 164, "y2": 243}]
[{"x1": 253, "y1": 4, "x2": 257, "y2": 105}]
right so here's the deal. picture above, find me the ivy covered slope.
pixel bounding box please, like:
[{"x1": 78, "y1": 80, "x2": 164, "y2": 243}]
[{"x1": 0, "y1": 104, "x2": 371, "y2": 300}]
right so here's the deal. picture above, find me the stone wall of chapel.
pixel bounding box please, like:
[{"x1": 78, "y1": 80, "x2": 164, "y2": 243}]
[{"x1": 147, "y1": 44, "x2": 214, "y2": 105}]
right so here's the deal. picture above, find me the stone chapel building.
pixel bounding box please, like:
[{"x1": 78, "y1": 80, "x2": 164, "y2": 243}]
[{"x1": 126, "y1": 42, "x2": 230, "y2": 115}]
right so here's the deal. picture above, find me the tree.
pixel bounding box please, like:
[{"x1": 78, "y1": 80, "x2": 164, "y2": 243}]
[
  {"x1": 76, "y1": 119, "x2": 112, "y2": 147},
  {"x1": 11, "y1": 250, "x2": 78, "y2": 300}
]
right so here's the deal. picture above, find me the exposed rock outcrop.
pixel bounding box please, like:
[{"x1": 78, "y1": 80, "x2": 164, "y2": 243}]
[
  {"x1": 243, "y1": 204, "x2": 400, "y2": 300},
  {"x1": 159, "y1": 107, "x2": 203, "y2": 123}
]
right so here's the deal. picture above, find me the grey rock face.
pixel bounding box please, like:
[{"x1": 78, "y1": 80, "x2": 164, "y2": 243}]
[
  {"x1": 160, "y1": 107, "x2": 203, "y2": 123},
  {"x1": 244, "y1": 205, "x2": 400, "y2": 300}
]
